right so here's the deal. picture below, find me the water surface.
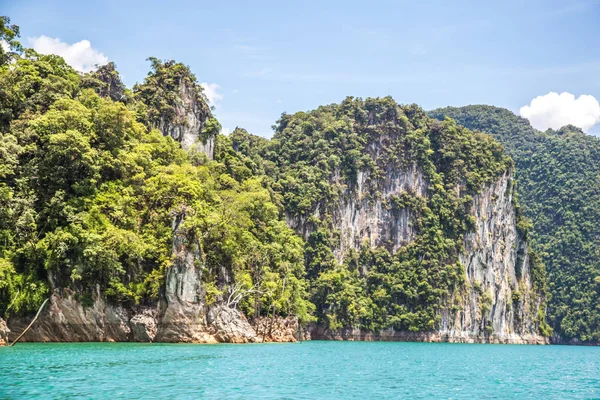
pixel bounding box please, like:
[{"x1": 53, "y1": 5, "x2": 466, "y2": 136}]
[{"x1": 1, "y1": 341, "x2": 598, "y2": 399}]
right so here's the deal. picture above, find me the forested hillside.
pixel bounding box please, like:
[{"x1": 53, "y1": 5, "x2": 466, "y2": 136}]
[
  {"x1": 430, "y1": 105, "x2": 600, "y2": 342},
  {"x1": 0, "y1": 17, "x2": 548, "y2": 343},
  {"x1": 0, "y1": 18, "x2": 312, "y2": 326},
  {"x1": 231, "y1": 99, "x2": 548, "y2": 338}
]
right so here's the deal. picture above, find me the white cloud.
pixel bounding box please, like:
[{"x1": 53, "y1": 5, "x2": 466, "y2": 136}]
[
  {"x1": 0, "y1": 40, "x2": 9, "y2": 52},
  {"x1": 520, "y1": 92, "x2": 600, "y2": 132},
  {"x1": 200, "y1": 82, "x2": 223, "y2": 105},
  {"x1": 28, "y1": 35, "x2": 108, "y2": 72},
  {"x1": 221, "y1": 127, "x2": 231, "y2": 135}
]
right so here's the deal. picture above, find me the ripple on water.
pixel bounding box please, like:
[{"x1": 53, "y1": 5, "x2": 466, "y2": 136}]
[{"x1": 0, "y1": 342, "x2": 599, "y2": 399}]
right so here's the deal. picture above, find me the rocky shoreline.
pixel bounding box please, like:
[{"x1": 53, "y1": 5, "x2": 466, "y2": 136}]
[
  {"x1": 309, "y1": 326, "x2": 549, "y2": 345},
  {"x1": 1, "y1": 292, "x2": 550, "y2": 345},
  {"x1": 3, "y1": 290, "x2": 303, "y2": 345},
  {"x1": 6, "y1": 310, "x2": 599, "y2": 345}
]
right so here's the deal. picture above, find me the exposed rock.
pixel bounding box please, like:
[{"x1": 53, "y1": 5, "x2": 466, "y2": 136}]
[
  {"x1": 446, "y1": 171, "x2": 544, "y2": 342},
  {"x1": 154, "y1": 207, "x2": 209, "y2": 342},
  {"x1": 290, "y1": 162, "x2": 546, "y2": 343},
  {"x1": 287, "y1": 164, "x2": 425, "y2": 262},
  {"x1": 253, "y1": 316, "x2": 304, "y2": 342},
  {"x1": 82, "y1": 62, "x2": 126, "y2": 102},
  {"x1": 207, "y1": 305, "x2": 258, "y2": 343},
  {"x1": 152, "y1": 77, "x2": 214, "y2": 156},
  {"x1": 0, "y1": 318, "x2": 9, "y2": 346},
  {"x1": 6, "y1": 208, "x2": 265, "y2": 344},
  {"x1": 7, "y1": 287, "x2": 131, "y2": 342},
  {"x1": 155, "y1": 208, "x2": 258, "y2": 343},
  {"x1": 130, "y1": 309, "x2": 157, "y2": 342},
  {"x1": 309, "y1": 325, "x2": 547, "y2": 344}
]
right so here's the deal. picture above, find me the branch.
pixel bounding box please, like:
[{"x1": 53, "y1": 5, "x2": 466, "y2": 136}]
[{"x1": 11, "y1": 298, "x2": 49, "y2": 346}]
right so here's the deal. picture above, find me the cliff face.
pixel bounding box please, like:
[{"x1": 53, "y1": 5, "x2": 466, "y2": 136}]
[
  {"x1": 448, "y1": 172, "x2": 544, "y2": 343},
  {"x1": 430, "y1": 106, "x2": 600, "y2": 344},
  {"x1": 151, "y1": 78, "x2": 215, "y2": 157},
  {"x1": 274, "y1": 98, "x2": 548, "y2": 344},
  {"x1": 288, "y1": 164, "x2": 426, "y2": 261},
  {"x1": 154, "y1": 209, "x2": 259, "y2": 343},
  {"x1": 305, "y1": 170, "x2": 545, "y2": 343},
  {"x1": 132, "y1": 59, "x2": 217, "y2": 158}
]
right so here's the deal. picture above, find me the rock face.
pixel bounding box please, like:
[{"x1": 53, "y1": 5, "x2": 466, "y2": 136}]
[
  {"x1": 283, "y1": 127, "x2": 546, "y2": 344},
  {"x1": 7, "y1": 288, "x2": 132, "y2": 342},
  {"x1": 152, "y1": 79, "x2": 214, "y2": 157},
  {"x1": 153, "y1": 208, "x2": 208, "y2": 342},
  {"x1": 288, "y1": 163, "x2": 426, "y2": 262},
  {"x1": 130, "y1": 310, "x2": 157, "y2": 342},
  {"x1": 207, "y1": 305, "x2": 258, "y2": 343},
  {"x1": 304, "y1": 169, "x2": 547, "y2": 344},
  {"x1": 155, "y1": 208, "x2": 261, "y2": 343},
  {"x1": 254, "y1": 316, "x2": 307, "y2": 342},
  {"x1": 449, "y1": 172, "x2": 544, "y2": 343},
  {"x1": 0, "y1": 318, "x2": 9, "y2": 346}
]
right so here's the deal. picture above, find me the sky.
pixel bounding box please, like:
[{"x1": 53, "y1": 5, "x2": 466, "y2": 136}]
[{"x1": 4, "y1": 0, "x2": 600, "y2": 137}]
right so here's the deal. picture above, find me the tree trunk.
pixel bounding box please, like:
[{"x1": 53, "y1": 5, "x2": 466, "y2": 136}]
[{"x1": 11, "y1": 298, "x2": 49, "y2": 346}]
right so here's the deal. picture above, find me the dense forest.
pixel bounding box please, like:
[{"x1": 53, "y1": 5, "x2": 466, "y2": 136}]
[
  {"x1": 430, "y1": 105, "x2": 600, "y2": 342},
  {"x1": 230, "y1": 99, "x2": 547, "y2": 333},
  {"x1": 0, "y1": 17, "x2": 312, "y2": 325},
  {"x1": 0, "y1": 16, "x2": 556, "y2": 341}
]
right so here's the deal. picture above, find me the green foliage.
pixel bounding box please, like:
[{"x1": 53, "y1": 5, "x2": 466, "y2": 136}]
[
  {"x1": 430, "y1": 105, "x2": 600, "y2": 342},
  {"x1": 231, "y1": 96, "x2": 515, "y2": 332},
  {"x1": 0, "y1": 40, "x2": 311, "y2": 322},
  {"x1": 0, "y1": 16, "x2": 23, "y2": 66},
  {"x1": 81, "y1": 62, "x2": 127, "y2": 103}
]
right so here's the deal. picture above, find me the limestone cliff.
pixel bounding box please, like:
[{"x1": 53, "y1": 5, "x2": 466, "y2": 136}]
[
  {"x1": 287, "y1": 163, "x2": 426, "y2": 261},
  {"x1": 150, "y1": 77, "x2": 215, "y2": 156},
  {"x1": 297, "y1": 170, "x2": 545, "y2": 343},
  {"x1": 133, "y1": 58, "x2": 217, "y2": 158},
  {"x1": 154, "y1": 208, "x2": 259, "y2": 343},
  {"x1": 298, "y1": 170, "x2": 548, "y2": 343},
  {"x1": 303, "y1": 170, "x2": 546, "y2": 343},
  {"x1": 274, "y1": 98, "x2": 548, "y2": 344}
]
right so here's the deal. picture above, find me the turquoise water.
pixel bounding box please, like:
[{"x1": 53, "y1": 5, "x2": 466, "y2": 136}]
[{"x1": 0, "y1": 342, "x2": 599, "y2": 399}]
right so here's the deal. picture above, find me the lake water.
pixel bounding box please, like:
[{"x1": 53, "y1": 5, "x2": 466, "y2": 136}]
[{"x1": 0, "y1": 341, "x2": 598, "y2": 399}]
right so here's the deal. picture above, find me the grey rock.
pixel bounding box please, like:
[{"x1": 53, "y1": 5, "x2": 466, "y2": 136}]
[
  {"x1": 292, "y1": 162, "x2": 546, "y2": 343},
  {"x1": 154, "y1": 207, "x2": 210, "y2": 342},
  {"x1": 207, "y1": 305, "x2": 258, "y2": 343},
  {"x1": 130, "y1": 310, "x2": 157, "y2": 342},
  {"x1": 7, "y1": 287, "x2": 131, "y2": 342},
  {"x1": 0, "y1": 317, "x2": 9, "y2": 346},
  {"x1": 152, "y1": 79, "x2": 214, "y2": 157}
]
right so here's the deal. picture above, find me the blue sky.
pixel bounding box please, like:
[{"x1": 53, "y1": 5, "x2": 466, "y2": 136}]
[{"x1": 5, "y1": 0, "x2": 600, "y2": 136}]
